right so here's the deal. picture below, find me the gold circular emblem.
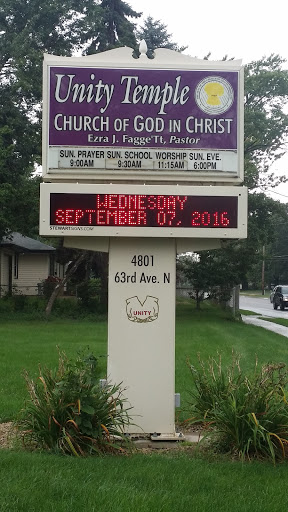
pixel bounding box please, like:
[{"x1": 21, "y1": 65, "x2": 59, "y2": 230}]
[{"x1": 195, "y1": 76, "x2": 234, "y2": 115}]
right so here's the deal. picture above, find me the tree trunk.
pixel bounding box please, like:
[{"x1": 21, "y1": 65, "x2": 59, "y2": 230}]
[
  {"x1": 196, "y1": 290, "x2": 201, "y2": 310},
  {"x1": 45, "y1": 252, "x2": 87, "y2": 318}
]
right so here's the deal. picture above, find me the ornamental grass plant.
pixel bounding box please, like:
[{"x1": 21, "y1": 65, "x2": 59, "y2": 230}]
[
  {"x1": 17, "y1": 350, "x2": 132, "y2": 456},
  {"x1": 186, "y1": 353, "x2": 288, "y2": 462}
]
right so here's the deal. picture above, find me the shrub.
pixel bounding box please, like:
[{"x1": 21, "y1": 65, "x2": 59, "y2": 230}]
[
  {"x1": 186, "y1": 353, "x2": 288, "y2": 462},
  {"x1": 0, "y1": 293, "x2": 30, "y2": 313},
  {"x1": 13, "y1": 294, "x2": 28, "y2": 312},
  {"x1": 39, "y1": 275, "x2": 62, "y2": 300},
  {"x1": 18, "y1": 350, "x2": 133, "y2": 456},
  {"x1": 77, "y1": 278, "x2": 101, "y2": 312},
  {"x1": 23, "y1": 296, "x2": 46, "y2": 313},
  {"x1": 0, "y1": 296, "x2": 14, "y2": 313},
  {"x1": 51, "y1": 297, "x2": 80, "y2": 317}
]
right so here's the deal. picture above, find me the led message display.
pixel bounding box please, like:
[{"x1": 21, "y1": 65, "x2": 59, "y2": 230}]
[{"x1": 50, "y1": 193, "x2": 238, "y2": 229}]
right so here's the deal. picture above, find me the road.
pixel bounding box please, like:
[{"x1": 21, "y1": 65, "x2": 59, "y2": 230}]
[{"x1": 240, "y1": 294, "x2": 288, "y2": 318}]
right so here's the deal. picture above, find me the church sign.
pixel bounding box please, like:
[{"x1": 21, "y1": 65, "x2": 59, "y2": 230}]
[{"x1": 42, "y1": 51, "x2": 243, "y2": 183}]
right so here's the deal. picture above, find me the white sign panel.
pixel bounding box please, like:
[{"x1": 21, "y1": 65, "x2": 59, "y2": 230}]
[{"x1": 50, "y1": 147, "x2": 237, "y2": 173}]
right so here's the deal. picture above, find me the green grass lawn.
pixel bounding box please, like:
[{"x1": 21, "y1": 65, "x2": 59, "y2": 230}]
[
  {"x1": 1, "y1": 449, "x2": 288, "y2": 512},
  {"x1": 1, "y1": 303, "x2": 288, "y2": 422},
  {"x1": 175, "y1": 303, "x2": 288, "y2": 411},
  {"x1": 259, "y1": 317, "x2": 288, "y2": 328},
  {"x1": 1, "y1": 302, "x2": 288, "y2": 511},
  {"x1": 0, "y1": 320, "x2": 108, "y2": 421}
]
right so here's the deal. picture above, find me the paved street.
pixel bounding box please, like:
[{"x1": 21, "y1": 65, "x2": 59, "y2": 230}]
[
  {"x1": 240, "y1": 294, "x2": 288, "y2": 337},
  {"x1": 240, "y1": 294, "x2": 288, "y2": 318}
]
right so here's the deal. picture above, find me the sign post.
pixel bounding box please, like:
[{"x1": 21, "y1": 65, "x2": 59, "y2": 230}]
[
  {"x1": 40, "y1": 43, "x2": 247, "y2": 438},
  {"x1": 108, "y1": 238, "x2": 176, "y2": 435},
  {"x1": 40, "y1": 182, "x2": 247, "y2": 436}
]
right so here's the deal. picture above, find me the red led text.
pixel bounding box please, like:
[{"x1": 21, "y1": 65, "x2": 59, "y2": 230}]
[{"x1": 51, "y1": 193, "x2": 237, "y2": 228}]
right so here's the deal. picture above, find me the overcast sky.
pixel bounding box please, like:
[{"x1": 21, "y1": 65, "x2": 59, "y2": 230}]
[
  {"x1": 131, "y1": 0, "x2": 287, "y2": 64},
  {"x1": 130, "y1": 0, "x2": 288, "y2": 202}
]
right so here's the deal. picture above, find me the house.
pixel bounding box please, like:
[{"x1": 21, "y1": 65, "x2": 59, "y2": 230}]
[{"x1": 0, "y1": 233, "x2": 64, "y2": 296}]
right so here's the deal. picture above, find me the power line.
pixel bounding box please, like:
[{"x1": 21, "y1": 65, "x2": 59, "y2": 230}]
[{"x1": 259, "y1": 187, "x2": 288, "y2": 199}]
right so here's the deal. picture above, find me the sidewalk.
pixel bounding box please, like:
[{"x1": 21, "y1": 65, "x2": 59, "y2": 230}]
[{"x1": 242, "y1": 315, "x2": 288, "y2": 338}]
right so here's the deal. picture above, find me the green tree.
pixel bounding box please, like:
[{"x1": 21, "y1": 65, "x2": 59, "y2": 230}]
[
  {"x1": 2, "y1": 3, "x2": 288, "y2": 307},
  {"x1": 178, "y1": 194, "x2": 288, "y2": 303},
  {"x1": 178, "y1": 253, "x2": 214, "y2": 309},
  {"x1": 178, "y1": 245, "x2": 247, "y2": 308},
  {"x1": 0, "y1": 88, "x2": 40, "y2": 239},
  {"x1": 244, "y1": 55, "x2": 288, "y2": 190},
  {"x1": 180, "y1": 54, "x2": 288, "y2": 298},
  {"x1": 0, "y1": 0, "x2": 141, "y2": 239},
  {"x1": 0, "y1": 0, "x2": 104, "y2": 109},
  {"x1": 136, "y1": 16, "x2": 186, "y2": 58},
  {"x1": 249, "y1": 203, "x2": 288, "y2": 288},
  {"x1": 95, "y1": 0, "x2": 141, "y2": 53}
]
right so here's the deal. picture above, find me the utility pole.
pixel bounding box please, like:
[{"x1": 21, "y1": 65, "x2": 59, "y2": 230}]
[{"x1": 261, "y1": 245, "x2": 265, "y2": 295}]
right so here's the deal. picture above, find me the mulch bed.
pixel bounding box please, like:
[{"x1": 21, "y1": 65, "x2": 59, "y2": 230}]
[
  {"x1": 0, "y1": 422, "x2": 204, "y2": 451},
  {"x1": 0, "y1": 422, "x2": 14, "y2": 449}
]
